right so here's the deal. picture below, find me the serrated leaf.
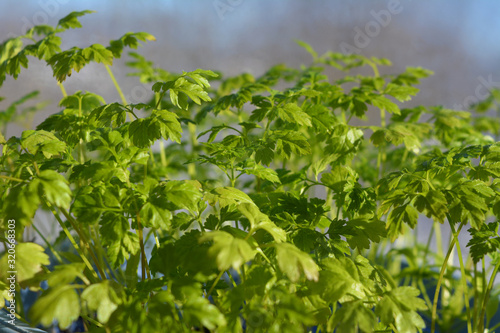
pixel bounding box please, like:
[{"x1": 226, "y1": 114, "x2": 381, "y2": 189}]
[
  {"x1": 243, "y1": 165, "x2": 281, "y2": 183},
  {"x1": 182, "y1": 296, "x2": 226, "y2": 330},
  {"x1": 274, "y1": 130, "x2": 311, "y2": 159},
  {"x1": 376, "y1": 287, "x2": 427, "y2": 333},
  {"x1": 30, "y1": 285, "x2": 80, "y2": 329},
  {"x1": 277, "y1": 103, "x2": 312, "y2": 127},
  {"x1": 205, "y1": 186, "x2": 254, "y2": 207},
  {"x1": 370, "y1": 95, "x2": 400, "y2": 115},
  {"x1": 29, "y1": 170, "x2": 72, "y2": 209},
  {"x1": 155, "y1": 109, "x2": 183, "y2": 143},
  {"x1": 414, "y1": 190, "x2": 447, "y2": 223},
  {"x1": 332, "y1": 300, "x2": 377, "y2": 333},
  {"x1": 254, "y1": 221, "x2": 286, "y2": 243},
  {"x1": 0, "y1": 243, "x2": 49, "y2": 287},
  {"x1": 344, "y1": 218, "x2": 387, "y2": 250},
  {"x1": 158, "y1": 180, "x2": 202, "y2": 213},
  {"x1": 275, "y1": 243, "x2": 319, "y2": 282},
  {"x1": 82, "y1": 44, "x2": 114, "y2": 65},
  {"x1": 81, "y1": 280, "x2": 121, "y2": 323},
  {"x1": 255, "y1": 146, "x2": 274, "y2": 166},
  {"x1": 20, "y1": 130, "x2": 66, "y2": 158},
  {"x1": 295, "y1": 40, "x2": 318, "y2": 60},
  {"x1": 57, "y1": 10, "x2": 95, "y2": 30},
  {"x1": 200, "y1": 231, "x2": 256, "y2": 271},
  {"x1": 46, "y1": 263, "x2": 86, "y2": 287}
]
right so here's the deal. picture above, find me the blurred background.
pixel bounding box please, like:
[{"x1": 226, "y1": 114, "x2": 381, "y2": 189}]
[{"x1": 1, "y1": 0, "x2": 500, "y2": 138}]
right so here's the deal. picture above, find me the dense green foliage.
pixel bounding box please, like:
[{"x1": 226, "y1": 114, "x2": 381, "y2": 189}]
[{"x1": 1, "y1": 10, "x2": 500, "y2": 333}]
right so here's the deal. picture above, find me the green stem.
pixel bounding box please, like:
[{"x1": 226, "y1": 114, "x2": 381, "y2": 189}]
[
  {"x1": 478, "y1": 258, "x2": 500, "y2": 331},
  {"x1": 59, "y1": 207, "x2": 107, "y2": 279},
  {"x1": 0, "y1": 175, "x2": 25, "y2": 182},
  {"x1": 472, "y1": 263, "x2": 479, "y2": 332},
  {"x1": 31, "y1": 223, "x2": 63, "y2": 264},
  {"x1": 159, "y1": 140, "x2": 167, "y2": 167},
  {"x1": 57, "y1": 81, "x2": 67, "y2": 98},
  {"x1": 105, "y1": 65, "x2": 135, "y2": 120},
  {"x1": 136, "y1": 214, "x2": 151, "y2": 281},
  {"x1": 207, "y1": 270, "x2": 225, "y2": 296},
  {"x1": 46, "y1": 202, "x2": 99, "y2": 282},
  {"x1": 449, "y1": 218, "x2": 471, "y2": 333},
  {"x1": 431, "y1": 221, "x2": 466, "y2": 333}
]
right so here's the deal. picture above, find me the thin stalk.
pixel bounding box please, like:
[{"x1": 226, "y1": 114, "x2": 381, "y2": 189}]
[
  {"x1": 431, "y1": 221, "x2": 466, "y2": 333},
  {"x1": 449, "y1": 219, "x2": 471, "y2": 333},
  {"x1": 207, "y1": 270, "x2": 225, "y2": 297},
  {"x1": 31, "y1": 223, "x2": 63, "y2": 264},
  {"x1": 434, "y1": 221, "x2": 443, "y2": 258},
  {"x1": 46, "y1": 202, "x2": 99, "y2": 281},
  {"x1": 478, "y1": 258, "x2": 500, "y2": 331},
  {"x1": 0, "y1": 175, "x2": 25, "y2": 182},
  {"x1": 159, "y1": 140, "x2": 167, "y2": 167},
  {"x1": 59, "y1": 207, "x2": 107, "y2": 279},
  {"x1": 57, "y1": 81, "x2": 67, "y2": 98},
  {"x1": 136, "y1": 213, "x2": 151, "y2": 280},
  {"x1": 472, "y1": 264, "x2": 479, "y2": 332},
  {"x1": 105, "y1": 65, "x2": 127, "y2": 105},
  {"x1": 105, "y1": 64, "x2": 135, "y2": 120}
]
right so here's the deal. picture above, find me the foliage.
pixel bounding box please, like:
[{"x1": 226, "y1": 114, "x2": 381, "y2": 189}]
[{"x1": 1, "y1": 10, "x2": 500, "y2": 333}]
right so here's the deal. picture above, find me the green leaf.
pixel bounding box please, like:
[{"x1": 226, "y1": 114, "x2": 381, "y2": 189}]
[
  {"x1": 370, "y1": 95, "x2": 400, "y2": 115},
  {"x1": 90, "y1": 102, "x2": 128, "y2": 127},
  {"x1": 243, "y1": 164, "x2": 281, "y2": 183},
  {"x1": 309, "y1": 257, "x2": 362, "y2": 303},
  {"x1": 30, "y1": 170, "x2": 72, "y2": 209},
  {"x1": 57, "y1": 10, "x2": 96, "y2": 30},
  {"x1": 46, "y1": 263, "x2": 86, "y2": 287},
  {"x1": 200, "y1": 231, "x2": 256, "y2": 271},
  {"x1": 254, "y1": 221, "x2": 286, "y2": 243},
  {"x1": 140, "y1": 200, "x2": 172, "y2": 230},
  {"x1": 414, "y1": 190, "x2": 447, "y2": 224},
  {"x1": 205, "y1": 186, "x2": 254, "y2": 207},
  {"x1": 128, "y1": 110, "x2": 182, "y2": 148},
  {"x1": 2, "y1": 184, "x2": 40, "y2": 227},
  {"x1": 376, "y1": 287, "x2": 427, "y2": 333},
  {"x1": 275, "y1": 243, "x2": 319, "y2": 282},
  {"x1": 155, "y1": 109, "x2": 183, "y2": 143},
  {"x1": 158, "y1": 180, "x2": 202, "y2": 213},
  {"x1": 82, "y1": 44, "x2": 114, "y2": 65},
  {"x1": 0, "y1": 243, "x2": 49, "y2": 287},
  {"x1": 100, "y1": 213, "x2": 140, "y2": 267},
  {"x1": 386, "y1": 204, "x2": 419, "y2": 241},
  {"x1": 295, "y1": 40, "x2": 318, "y2": 60},
  {"x1": 255, "y1": 146, "x2": 274, "y2": 166},
  {"x1": 384, "y1": 83, "x2": 419, "y2": 102},
  {"x1": 47, "y1": 47, "x2": 87, "y2": 82},
  {"x1": 343, "y1": 218, "x2": 387, "y2": 250},
  {"x1": 274, "y1": 130, "x2": 312, "y2": 159},
  {"x1": 237, "y1": 202, "x2": 268, "y2": 229},
  {"x1": 277, "y1": 103, "x2": 312, "y2": 127},
  {"x1": 81, "y1": 280, "x2": 121, "y2": 323},
  {"x1": 20, "y1": 130, "x2": 66, "y2": 158},
  {"x1": 182, "y1": 296, "x2": 227, "y2": 331},
  {"x1": 30, "y1": 285, "x2": 80, "y2": 329},
  {"x1": 467, "y1": 222, "x2": 500, "y2": 263},
  {"x1": 331, "y1": 300, "x2": 377, "y2": 333},
  {"x1": 107, "y1": 32, "x2": 156, "y2": 58}
]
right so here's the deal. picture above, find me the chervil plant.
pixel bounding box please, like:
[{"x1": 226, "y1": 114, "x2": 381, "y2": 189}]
[{"x1": 1, "y1": 10, "x2": 500, "y2": 333}]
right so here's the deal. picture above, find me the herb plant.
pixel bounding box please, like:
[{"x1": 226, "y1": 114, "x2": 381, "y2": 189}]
[{"x1": 1, "y1": 10, "x2": 500, "y2": 333}]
